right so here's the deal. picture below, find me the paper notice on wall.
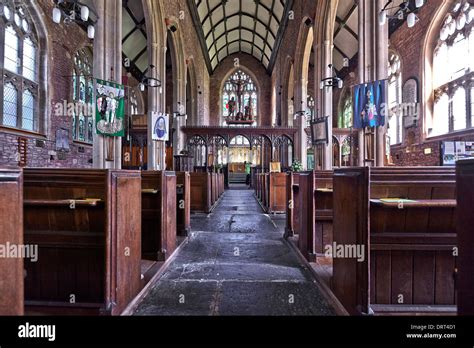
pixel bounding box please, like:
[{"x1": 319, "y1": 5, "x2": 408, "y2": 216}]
[
  {"x1": 457, "y1": 142, "x2": 466, "y2": 155},
  {"x1": 466, "y1": 142, "x2": 474, "y2": 155},
  {"x1": 444, "y1": 142, "x2": 456, "y2": 156}
]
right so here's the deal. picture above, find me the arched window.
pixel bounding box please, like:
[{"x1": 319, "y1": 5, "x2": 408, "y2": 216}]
[
  {"x1": 0, "y1": 3, "x2": 39, "y2": 132},
  {"x1": 388, "y1": 52, "x2": 402, "y2": 145},
  {"x1": 72, "y1": 48, "x2": 93, "y2": 143},
  {"x1": 222, "y1": 70, "x2": 258, "y2": 126},
  {"x1": 306, "y1": 95, "x2": 315, "y2": 128},
  {"x1": 432, "y1": 1, "x2": 474, "y2": 136},
  {"x1": 339, "y1": 97, "x2": 353, "y2": 129}
]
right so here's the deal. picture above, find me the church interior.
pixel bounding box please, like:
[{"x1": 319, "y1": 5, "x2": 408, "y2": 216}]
[{"x1": 0, "y1": 0, "x2": 474, "y2": 323}]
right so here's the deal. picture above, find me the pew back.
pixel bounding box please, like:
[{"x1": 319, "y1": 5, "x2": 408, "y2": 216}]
[
  {"x1": 333, "y1": 167, "x2": 457, "y2": 315},
  {"x1": 23, "y1": 169, "x2": 142, "y2": 316},
  {"x1": 141, "y1": 171, "x2": 176, "y2": 261},
  {"x1": 176, "y1": 172, "x2": 191, "y2": 236},
  {"x1": 456, "y1": 159, "x2": 474, "y2": 316},
  {"x1": 190, "y1": 173, "x2": 212, "y2": 213},
  {"x1": 0, "y1": 168, "x2": 23, "y2": 315}
]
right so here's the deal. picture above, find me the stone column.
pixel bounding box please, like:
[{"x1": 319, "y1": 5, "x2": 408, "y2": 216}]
[
  {"x1": 321, "y1": 39, "x2": 334, "y2": 170},
  {"x1": 294, "y1": 77, "x2": 308, "y2": 169},
  {"x1": 358, "y1": 0, "x2": 389, "y2": 167},
  {"x1": 93, "y1": 0, "x2": 123, "y2": 169},
  {"x1": 146, "y1": 42, "x2": 167, "y2": 171}
]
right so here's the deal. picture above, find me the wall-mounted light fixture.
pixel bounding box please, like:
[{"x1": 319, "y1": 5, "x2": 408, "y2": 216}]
[
  {"x1": 320, "y1": 64, "x2": 343, "y2": 90},
  {"x1": 139, "y1": 65, "x2": 162, "y2": 92},
  {"x1": 52, "y1": 0, "x2": 98, "y2": 39},
  {"x1": 173, "y1": 102, "x2": 187, "y2": 120},
  {"x1": 379, "y1": 0, "x2": 425, "y2": 28}
]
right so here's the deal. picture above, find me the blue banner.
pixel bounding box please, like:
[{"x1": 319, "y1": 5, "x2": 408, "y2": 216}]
[{"x1": 353, "y1": 80, "x2": 386, "y2": 129}]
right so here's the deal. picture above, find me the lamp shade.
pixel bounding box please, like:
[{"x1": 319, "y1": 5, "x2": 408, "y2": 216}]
[
  {"x1": 81, "y1": 5, "x2": 90, "y2": 22},
  {"x1": 407, "y1": 13, "x2": 417, "y2": 28},
  {"x1": 379, "y1": 10, "x2": 387, "y2": 26},
  {"x1": 87, "y1": 24, "x2": 95, "y2": 39},
  {"x1": 139, "y1": 83, "x2": 145, "y2": 92},
  {"x1": 52, "y1": 7, "x2": 61, "y2": 24},
  {"x1": 415, "y1": 0, "x2": 424, "y2": 8}
]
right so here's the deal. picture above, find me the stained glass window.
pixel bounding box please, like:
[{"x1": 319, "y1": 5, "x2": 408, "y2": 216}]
[
  {"x1": 1, "y1": 2, "x2": 38, "y2": 132},
  {"x1": 222, "y1": 70, "x2": 258, "y2": 126},
  {"x1": 72, "y1": 48, "x2": 93, "y2": 143},
  {"x1": 3, "y1": 83, "x2": 17, "y2": 127},
  {"x1": 340, "y1": 97, "x2": 353, "y2": 129}
]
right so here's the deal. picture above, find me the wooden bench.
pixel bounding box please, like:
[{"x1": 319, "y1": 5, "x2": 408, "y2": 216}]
[
  {"x1": 141, "y1": 171, "x2": 176, "y2": 262},
  {"x1": 190, "y1": 172, "x2": 214, "y2": 214},
  {"x1": 176, "y1": 172, "x2": 191, "y2": 236},
  {"x1": 457, "y1": 159, "x2": 474, "y2": 316},
  {"x1": 23, "y1": 169, "x2": 142, "y2": 316},
  {"x1": 0, "y1": 168, "x2": 23, "y2": 316},
  {"x1": 295, "y1": 171, "x2": 333, "y2": 261},
  {"x1": 293, "y1": 168, "x2": 457, "y2": 262},
  {"x1": 255, "y1": 173, "x2": 286, "y2": 214},
  {"x1": 333, "y1": 167, "x2": 457, "y2": 316}
]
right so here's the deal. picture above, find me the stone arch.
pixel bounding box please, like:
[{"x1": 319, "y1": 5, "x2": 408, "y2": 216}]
[
  {"x1": 293, "y1": 18, "x2": 315, "y2": 168},
  {"x1": 281, "y1": 56, "x2": 294, "y2": 128},
  {"x1": 186, "y1": 57, "x2": 199, "y2": 126},
  {"x1": 218, "y1": 65, "x2": 262, "y2": 126},
  {"x1": 313, "y1": 0, "x2": 339, "y2": 169},
  {"x1": 421, "y1": 0, "x2": 454, "y2": 138},
  {"x1": 163, "y1": 15, "x2": 187, "y2": 159},
  {"x1": 143, "y1": 0, "x2": 167, "y2": 170}
]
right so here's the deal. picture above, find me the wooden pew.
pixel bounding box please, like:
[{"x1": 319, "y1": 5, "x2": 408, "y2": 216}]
[
  {"x1": 285, "y1": 172, "x2": 300, "y2": 237},
  {"x1": 141, "y1": 171, "x2": 176, "y2": 262},
  {"x1": 456, "y1": 159, "x2": 474, "y2": 316},
  {"x1": 219, "y1": 173, "x2": 225, "y2": 196},
  {"x1": 296, "y1": 171, "x2": 333, "y2": 261},
  {"x1": 212, "y1": 173, "x2": 218, "y2": 205},
  {"x1": 294, "y1": 167, "x2": 456, "y2": 262},
  {"x1": 0, "y1": 168, "x2": 23, "y2": 315},
  {"x1": 260, "y1": 173, "x2": 286, "y2": 214},
  {"x1": 23, "y1": 169, "x2": 142, "y2": 316},
  {"x1": 333, "y1": 167, "x2": 457, "y2": 316},
  {"x1": 190, "y1": 172, "x2": 212, "y2": 213},
  {"x1": 176, "y1": 172, "x2": 191, "y2": 236}
]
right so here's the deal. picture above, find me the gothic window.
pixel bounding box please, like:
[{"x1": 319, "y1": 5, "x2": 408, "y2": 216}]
[
  {"x1": 222, "y1": 70, "x2": 258, "y2": 126},
  {"x1": 0, "y1": 3, "x2": 39, "y2": 132},
  {"x1": 388, "y1": 52, "x2": 402, "y2": 145},
  {"x1": 72, "y1": 48, "x2": 93, "y2": 143},
  {"x1": 432, "y1": 1, "x2": 474, "y2": 136},
  {"x1": 339, "y1": 96, "x2": 353, "y2": 129}
]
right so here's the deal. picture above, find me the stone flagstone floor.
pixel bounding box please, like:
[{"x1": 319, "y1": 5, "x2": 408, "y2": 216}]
[{"x1": 133, "y1": 188, "x2": 337, "y2": 316}]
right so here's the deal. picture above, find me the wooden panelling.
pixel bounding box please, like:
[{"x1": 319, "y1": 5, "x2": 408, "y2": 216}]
[
  {"x1": 457, "y1": 159, "x2": 474, "y2": 315},
  {"x1": 0, "y1": 168, "x2": 24, "y2": 315},
  {"x1": 141, "y1": 171, "x2": 177, "y2": 261},
  {"x1": 176, "y1": 172, "x2": 191, "y2": 236},
  {"x1": 23, "y1": 169, "x2": 142, "y2": 316},
  {"x1": 333, "y1": 167, "x2": 457, "y2": 315}
]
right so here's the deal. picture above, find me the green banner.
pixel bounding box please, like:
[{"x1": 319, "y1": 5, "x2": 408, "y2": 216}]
[{"x1": 95, "y1": 79, "x2": 125, "y2": 137}]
